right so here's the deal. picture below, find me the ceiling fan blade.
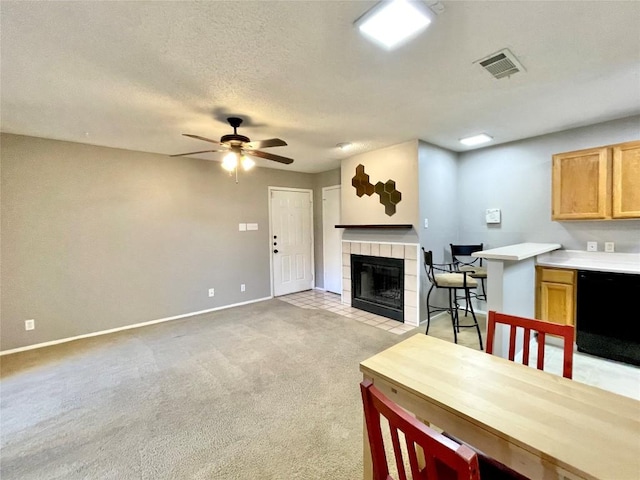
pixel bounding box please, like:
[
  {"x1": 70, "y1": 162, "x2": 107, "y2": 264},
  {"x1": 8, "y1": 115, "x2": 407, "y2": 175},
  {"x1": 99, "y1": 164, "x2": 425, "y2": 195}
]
[
  {"x1": 170, "y1": 149, "x2": 223, "y2": 157},
  {"x1": 244, "y1": 138, "x2": 287, "y2": 149},
  {"x1": 246, "y1": 149, "x2": 294, "y2": 165},
  {"x1": 182, "y1": 133, "x2": 224, "y2": 146}
]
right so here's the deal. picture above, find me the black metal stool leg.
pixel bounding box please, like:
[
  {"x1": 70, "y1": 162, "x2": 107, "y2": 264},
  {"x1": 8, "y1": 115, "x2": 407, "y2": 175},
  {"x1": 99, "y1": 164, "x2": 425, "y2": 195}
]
[
  {"x1": 425, "y1": 284, "x2": 435, "y2": 335},
  {"x1": 448, "y1": 288, "x2": 458, "y2": 344},
  {"x1": 465, "y1": 288, "x2": 483, "y2": 350}
]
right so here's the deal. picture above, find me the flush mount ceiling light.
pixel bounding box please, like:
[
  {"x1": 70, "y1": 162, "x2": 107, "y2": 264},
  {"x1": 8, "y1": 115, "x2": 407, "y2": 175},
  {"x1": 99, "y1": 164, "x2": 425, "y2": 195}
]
[
  {"x1": 355, "y1": 0, "x2": 432, "y2": 50},
  {"x1": 459, "y1": 134, "x2": 493, "y2": 146},
  {"x1": 337, "y1": 142, "x2": 352, "y2": 151}
]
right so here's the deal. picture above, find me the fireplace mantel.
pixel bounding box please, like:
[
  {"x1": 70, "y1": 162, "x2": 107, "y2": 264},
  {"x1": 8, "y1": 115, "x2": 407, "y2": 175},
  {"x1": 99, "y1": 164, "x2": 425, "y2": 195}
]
[{"x1": 335, "y1": 224, "x2": 412, "y2": 229}]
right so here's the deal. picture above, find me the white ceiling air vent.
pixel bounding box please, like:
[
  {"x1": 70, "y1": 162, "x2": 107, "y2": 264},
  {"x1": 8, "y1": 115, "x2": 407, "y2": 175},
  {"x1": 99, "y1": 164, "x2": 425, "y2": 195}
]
[{"x1": 475, "y1": 48, "x2": 525, "y2": 79}]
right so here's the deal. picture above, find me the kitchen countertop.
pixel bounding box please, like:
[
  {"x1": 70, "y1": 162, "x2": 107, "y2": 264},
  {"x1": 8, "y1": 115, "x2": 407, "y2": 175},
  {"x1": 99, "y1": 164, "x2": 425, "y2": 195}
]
[
  {"x1": 536, "y1": 250, "x2": 640, "y2": 274},
  {"x1": 472, "y1": 242, "x2": 561, "y2": 261}
]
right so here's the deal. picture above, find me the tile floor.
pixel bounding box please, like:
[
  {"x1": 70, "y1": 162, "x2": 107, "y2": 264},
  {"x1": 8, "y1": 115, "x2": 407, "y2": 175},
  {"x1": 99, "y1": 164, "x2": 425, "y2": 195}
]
[
  {"x1": 278, "y1": 289, "x2": 416, "y2": 335},
  {"x1": 279, "y1": 289, "x2": 640, "y2": 401}
]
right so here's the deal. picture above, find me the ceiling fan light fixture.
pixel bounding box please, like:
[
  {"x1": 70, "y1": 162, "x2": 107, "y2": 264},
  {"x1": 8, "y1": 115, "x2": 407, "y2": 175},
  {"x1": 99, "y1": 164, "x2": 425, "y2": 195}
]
[
  {"x1": 241, "y1": 156, "x2": 255, "y2": 171},
  {"x1": 459, "y1": 133, "x2": 493, "y2": 146},
  {"x1": 222, "y1": 151, "x2": 238, "y2": 171},
  {"x1": 355, "y1": 0, "x2": 432, "y2": 50}
]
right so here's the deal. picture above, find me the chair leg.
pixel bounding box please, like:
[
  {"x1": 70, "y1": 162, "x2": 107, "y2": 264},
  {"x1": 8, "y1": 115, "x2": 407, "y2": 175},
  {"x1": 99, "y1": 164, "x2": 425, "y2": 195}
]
[
  {"x1": 450, "y1": 289, "x2": 460, "y2": 332},
  {"x1": 460, "y1": 287, "x2": 470, "y2": 317},
  {"x1": 448, "y1": 288, "x2": 458, "y2": 344},
  {"x1": 425, "y1": 284, "x2": 435, "y2": 335},
  {"x1": 474, "y1": 277, "x2": 486, "y2": 301},
  {"x1": 465, "y1": 289, "x2": 483, "y2": 350}
]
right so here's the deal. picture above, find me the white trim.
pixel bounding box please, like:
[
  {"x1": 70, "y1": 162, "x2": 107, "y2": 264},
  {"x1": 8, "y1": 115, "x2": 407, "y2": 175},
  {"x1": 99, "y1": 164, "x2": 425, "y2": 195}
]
[
  {"x1": 314, "y1": 286, "x2": 327, "y2": 291},
  {"x1": 0, "y1": 296, "x2": 272, "y2": 356}
]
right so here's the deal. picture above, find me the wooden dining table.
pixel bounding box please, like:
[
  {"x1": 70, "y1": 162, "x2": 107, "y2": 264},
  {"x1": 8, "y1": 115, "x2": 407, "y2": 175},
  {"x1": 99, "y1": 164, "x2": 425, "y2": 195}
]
[{"x1": 360, "y1": 334, "x2": 640, "y2": 480}]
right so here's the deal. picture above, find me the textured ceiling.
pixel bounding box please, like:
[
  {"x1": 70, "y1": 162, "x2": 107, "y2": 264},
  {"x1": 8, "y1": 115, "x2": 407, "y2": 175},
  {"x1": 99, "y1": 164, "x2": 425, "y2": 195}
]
[{"x1": 1, "y1": 1, "x2": 639, "y2": 173}]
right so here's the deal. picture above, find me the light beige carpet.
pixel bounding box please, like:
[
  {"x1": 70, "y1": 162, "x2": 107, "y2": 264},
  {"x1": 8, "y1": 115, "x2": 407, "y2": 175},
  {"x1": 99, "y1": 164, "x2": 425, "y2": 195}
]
[{"x1": 0, "y1": 300, "x2": 484, "y2": 479}]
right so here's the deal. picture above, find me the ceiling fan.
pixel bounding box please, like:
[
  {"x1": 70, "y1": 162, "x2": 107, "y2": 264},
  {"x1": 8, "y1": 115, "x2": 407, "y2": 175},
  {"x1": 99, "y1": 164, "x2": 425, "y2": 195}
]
[{"x1": 170, "y1": 117, "x2": 294, "y2": 172}]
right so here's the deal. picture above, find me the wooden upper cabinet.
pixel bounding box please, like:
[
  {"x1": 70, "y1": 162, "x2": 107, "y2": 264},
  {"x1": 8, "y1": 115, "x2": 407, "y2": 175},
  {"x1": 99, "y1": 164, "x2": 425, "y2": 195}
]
[
  {"x1": 552, "y1": 147, "x2": 610, "y2": 220},
  {"x1": 612, "y1": 141, "x2": 640, "y2": 219},
  {"x1": 552, "y1": 140, "x2": 640, "y2": 220}
]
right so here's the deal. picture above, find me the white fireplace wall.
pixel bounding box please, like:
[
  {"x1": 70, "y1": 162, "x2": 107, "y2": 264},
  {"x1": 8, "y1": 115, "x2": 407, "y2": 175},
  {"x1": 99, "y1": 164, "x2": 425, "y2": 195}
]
[
  {"x1": 340, "y1": 140, "x2": 419, "y2": 228},
  {"x1": 341, "y1": 241, "x2": 420, "y2": 326}
]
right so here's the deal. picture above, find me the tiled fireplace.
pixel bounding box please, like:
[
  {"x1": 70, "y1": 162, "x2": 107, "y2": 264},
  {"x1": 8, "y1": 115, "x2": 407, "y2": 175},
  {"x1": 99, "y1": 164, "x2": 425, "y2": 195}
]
[{"x1": 342, "y1": 241, "x2": 420, "y2": 326}]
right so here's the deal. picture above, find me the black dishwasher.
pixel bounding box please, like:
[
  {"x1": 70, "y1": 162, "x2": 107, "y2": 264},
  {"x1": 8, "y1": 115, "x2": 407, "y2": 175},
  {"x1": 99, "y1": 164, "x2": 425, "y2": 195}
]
[{"x1": 576, "y1": 270, "x2": 640, "y2": 366}]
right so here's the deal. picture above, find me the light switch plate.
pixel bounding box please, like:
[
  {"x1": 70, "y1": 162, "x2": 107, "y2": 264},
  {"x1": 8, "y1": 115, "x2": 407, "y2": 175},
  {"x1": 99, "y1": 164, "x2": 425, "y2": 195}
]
[
  {"x1": 587, "y1": 241, "x2": 598, "y2": 252},
  {"x1": 239, "y1": 223, "x2": 247, "y2": 231},
  {"x1": 247, "y1": 223, "x2": 258, "y2": 231},
  {"x1": 604, "y1": 242, "x2": 615, "y2": 253}
]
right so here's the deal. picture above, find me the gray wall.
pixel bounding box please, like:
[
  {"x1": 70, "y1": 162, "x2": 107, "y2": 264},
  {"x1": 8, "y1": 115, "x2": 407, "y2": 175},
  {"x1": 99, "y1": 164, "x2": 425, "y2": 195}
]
[
  {"x1": 457, "y1": 115, "x2": 640, "y2": 253},
  {"x1": 1, "y1": 134, "x2": 316, "y2": 350},
  {"x1": 312, "y1": 168, "x2": 340, "y2": 289},
  {"x1": 418, "y1": 141, "x2": 460, "y2": 313}
]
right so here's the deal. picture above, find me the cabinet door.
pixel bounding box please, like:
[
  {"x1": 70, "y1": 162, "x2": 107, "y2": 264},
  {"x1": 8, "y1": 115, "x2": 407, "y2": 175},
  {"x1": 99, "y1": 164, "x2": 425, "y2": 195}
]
[
  {"x1": 612, "y1": 140, "x2": 640, "y2": 219},
  {"x1": 552, "y1": 147, "x2": 611, "y2": 220},
  {"x1": 539, "y1": 282, "x2": 575, "y2": 327}
]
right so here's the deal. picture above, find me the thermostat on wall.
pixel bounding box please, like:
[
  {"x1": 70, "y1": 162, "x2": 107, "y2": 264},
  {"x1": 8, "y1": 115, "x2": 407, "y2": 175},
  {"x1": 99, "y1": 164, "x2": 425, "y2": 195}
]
[{"x1": 486, "y1": 208, "x2": 501, "y2": 224}]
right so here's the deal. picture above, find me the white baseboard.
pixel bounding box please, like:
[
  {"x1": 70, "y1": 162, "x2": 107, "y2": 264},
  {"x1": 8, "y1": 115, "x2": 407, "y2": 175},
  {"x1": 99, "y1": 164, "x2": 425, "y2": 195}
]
[{"x1": 0, "y1": 296, "x2": 273, "y2": 356}]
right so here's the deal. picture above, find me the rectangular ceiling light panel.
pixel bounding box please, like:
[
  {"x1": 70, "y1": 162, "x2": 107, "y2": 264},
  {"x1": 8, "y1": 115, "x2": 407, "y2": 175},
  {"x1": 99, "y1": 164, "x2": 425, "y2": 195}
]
[
  {"x1": 459, "y1": 134, "x2": 493, "y2": 146},
  {"x1": 355, "y1": 0, "x2": 432, "y2": 50}
]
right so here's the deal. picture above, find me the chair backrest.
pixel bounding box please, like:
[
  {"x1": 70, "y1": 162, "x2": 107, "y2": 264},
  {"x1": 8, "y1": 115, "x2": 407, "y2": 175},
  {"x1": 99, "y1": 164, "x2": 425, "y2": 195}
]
[
  {"x1": 450, "y1": 244, "x2": 484, "y2": 269},
  {"x1": 423, "y1": 248, "x2": 435, "y2": 282},
  {"x1": 361, "y1": 380, "x2": 481, "y2": 480},
  {"x1": 486, "y1": 311, "x2": 574, "y2": 379}
]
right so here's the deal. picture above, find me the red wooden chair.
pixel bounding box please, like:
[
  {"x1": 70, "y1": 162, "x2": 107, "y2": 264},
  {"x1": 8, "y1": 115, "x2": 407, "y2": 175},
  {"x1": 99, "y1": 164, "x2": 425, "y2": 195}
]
[
  {"x1": 361, "y1": 380, "x2": 480, "y2": 480},
  {"x1": 486, "y1": 310, "x2": 575, "y2": 379}
]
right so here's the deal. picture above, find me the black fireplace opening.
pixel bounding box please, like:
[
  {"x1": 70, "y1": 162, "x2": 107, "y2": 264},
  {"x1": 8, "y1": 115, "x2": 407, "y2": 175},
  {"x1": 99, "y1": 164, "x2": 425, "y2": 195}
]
[{"x1": 351, "y1": 254, "x2": 404, "y2": 322}]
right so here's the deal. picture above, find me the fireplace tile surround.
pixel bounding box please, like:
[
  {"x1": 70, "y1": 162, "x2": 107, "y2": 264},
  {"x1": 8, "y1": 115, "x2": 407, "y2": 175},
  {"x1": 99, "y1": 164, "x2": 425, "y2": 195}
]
[{"x1": 342, "y1": 241, "x2": 420, "y2": 326}]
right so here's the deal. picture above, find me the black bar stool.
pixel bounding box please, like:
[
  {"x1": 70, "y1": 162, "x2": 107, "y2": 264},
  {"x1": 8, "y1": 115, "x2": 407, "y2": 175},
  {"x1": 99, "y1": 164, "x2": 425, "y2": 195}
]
[{"x1": 423, "y1": 248, "x2": 483, "y2": 350}]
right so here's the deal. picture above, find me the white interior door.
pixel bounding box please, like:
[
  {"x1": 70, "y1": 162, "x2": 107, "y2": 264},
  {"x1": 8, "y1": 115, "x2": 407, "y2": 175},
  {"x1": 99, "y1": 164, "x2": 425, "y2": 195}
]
[
  {"x1": 322, "y1": 186, "x2": 342, "y2": 294},
  {"x1": 270, "y1": 188, "x2": 314, "y2": 297}
]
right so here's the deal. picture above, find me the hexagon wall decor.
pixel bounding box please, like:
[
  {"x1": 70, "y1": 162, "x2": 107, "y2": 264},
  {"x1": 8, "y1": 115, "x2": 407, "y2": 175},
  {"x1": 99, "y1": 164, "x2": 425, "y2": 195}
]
[
  {"x1": 352, "y1": 164, "x2": 375, "y2": 197},
  {"x1": 352, "y1": 164, "x2": 402, "y2": 216}
]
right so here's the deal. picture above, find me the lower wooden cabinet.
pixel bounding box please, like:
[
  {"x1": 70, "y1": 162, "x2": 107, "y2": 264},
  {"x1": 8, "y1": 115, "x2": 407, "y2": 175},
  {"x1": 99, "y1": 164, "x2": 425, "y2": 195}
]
[{"x1": 536, "y1": 267, "x2": 576, "y2": 328}]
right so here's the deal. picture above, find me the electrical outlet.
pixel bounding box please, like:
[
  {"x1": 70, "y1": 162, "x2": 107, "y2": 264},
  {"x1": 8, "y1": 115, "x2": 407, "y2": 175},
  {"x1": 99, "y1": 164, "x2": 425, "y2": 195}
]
[
  {"x1": 208, "y1": 288, "x2": 215, "y2": 297},
  {"x1": 25, "y1": 319, "x2": 35, "y2": 330},
  {"x1": 241, "y1": 284, "x2": 246, "y2": 292},
  {"x1": 587, "y1": 241, "x2": 598, "y2": 252},
  {"x1": 604, "y1": 242, "x2": 615, "y2": 253}
]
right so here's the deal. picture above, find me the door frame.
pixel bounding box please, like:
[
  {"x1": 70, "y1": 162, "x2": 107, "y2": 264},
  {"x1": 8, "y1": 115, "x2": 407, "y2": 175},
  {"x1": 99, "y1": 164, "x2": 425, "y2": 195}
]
[
  {"x1": 322, "y1": 185, "x2": 342, "y2": 294},
  {"x1": 268, "y1": 186, "x2": 315, "y2": 297}
]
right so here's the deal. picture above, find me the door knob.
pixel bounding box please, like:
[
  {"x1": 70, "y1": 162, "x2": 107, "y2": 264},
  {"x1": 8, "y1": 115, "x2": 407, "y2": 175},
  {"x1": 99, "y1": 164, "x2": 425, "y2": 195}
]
[{"x1": 273, "y1": 249, "x2": 279, "y2": 254}]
